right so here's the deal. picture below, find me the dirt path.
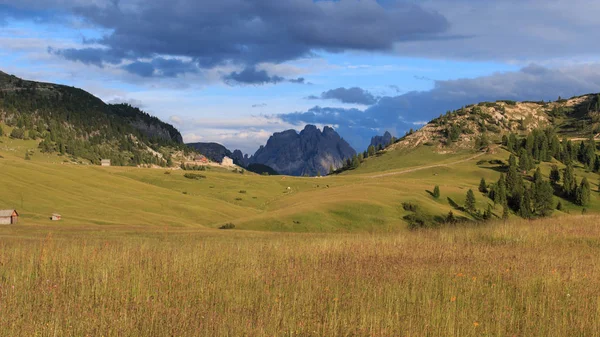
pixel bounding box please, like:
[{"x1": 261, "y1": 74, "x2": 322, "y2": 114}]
[
  {"x1": 368, "y1": 152, "x2": 487, "y2": 179},
  {"x1": 570, "y1": 133, "x2": 600, "y2": 142}
]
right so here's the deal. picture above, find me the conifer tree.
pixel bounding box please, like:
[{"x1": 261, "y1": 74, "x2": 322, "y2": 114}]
[
  {"x1": 506, "y1": 154, "x2": 520, "y2": 194},
  {"x1": 533, "y1": 178, "x2": 554, "y2": 217},
  {"x1": 576, "y1": 177, "x2": 591, "y2": 206},
  {"x1": 518, "y1": 149, "x2": 530, "y2": 173},
  {"x1": 367, "y1": 145, "x2": 376, "y2": 157},
  {"x1": 465, "y1": 189, "x2": 476, "y2": 212},
  {"x1": 479, "y1": 178, "x2": 488, "y2": 193},
  {"x1": 562, "y1": 164, "x2": 576, "y2": 197},
  {"x1": 495, "y1": 174, "x2": 508, "y2": 206},
  {"x1": 519, "y1": 188, "x2": 532, "y2": 219},
  {"x1": 433, "y1": 185, "x2": 440, "y2": 199},
  {"x1": 502, "y1": 206, "x2": 509, "y2": 220},
  {"x1": 549, "y1": 165, "x2": 561, "y2": 185}
]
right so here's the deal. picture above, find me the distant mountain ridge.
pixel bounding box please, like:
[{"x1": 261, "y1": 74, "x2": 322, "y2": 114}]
[
  {"x1": 186, "y1": 142, "x2": 248, "y2": 165},
  {"x1": 370, "y1": 131, "x2": 393, "y2": 149},
  {"x1": 248, "y1": 125, "x2": 356, "y2": 176}
]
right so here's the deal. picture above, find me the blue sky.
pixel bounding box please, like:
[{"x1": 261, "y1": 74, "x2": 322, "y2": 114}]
[{"x1": 2, "y1": 1, "x2": 600, "y2": 153}]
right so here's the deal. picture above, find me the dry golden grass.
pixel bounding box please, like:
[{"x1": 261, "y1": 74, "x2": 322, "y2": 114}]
[{"x1": 1, "y1": 216, "x2": 600, "y2": 336}]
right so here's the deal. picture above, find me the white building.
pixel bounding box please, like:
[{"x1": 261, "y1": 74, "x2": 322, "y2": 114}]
[
  {"x1": 221, "y1": 156, "x2": 234, "y2": 167},
  {"x1": 101, "y1": 159, "x2": 111, "y2": 167}
]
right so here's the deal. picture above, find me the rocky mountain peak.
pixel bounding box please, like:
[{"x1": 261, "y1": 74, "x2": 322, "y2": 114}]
[{"x1": 248, "y1": 125, "x2": 356, "y2": 176}]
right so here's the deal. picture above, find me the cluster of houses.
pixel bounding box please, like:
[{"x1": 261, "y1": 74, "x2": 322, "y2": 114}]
[{"x1": 0, "y1": 209, "x2": 61, "y2": 225}]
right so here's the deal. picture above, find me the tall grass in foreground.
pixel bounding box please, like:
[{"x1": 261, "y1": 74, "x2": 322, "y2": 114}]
[{"x1": 1, "y1": 216, "x2": 600, "y2": 336}]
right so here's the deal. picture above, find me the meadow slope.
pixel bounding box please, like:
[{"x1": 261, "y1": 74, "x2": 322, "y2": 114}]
[
  {"x1": 1, "y1": 216, "x2": 600, "y2": 336},
  {"x1": 1, "y1": 133, "x2": 599, "y2": 232}
]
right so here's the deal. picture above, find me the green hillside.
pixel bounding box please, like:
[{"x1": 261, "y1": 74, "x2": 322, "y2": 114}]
[
  {"x1": 2, "y1": 118, "x2": 599, "y2": 232},
  {"x1": 0, "y1": 71, "x2": 186, "y2": 167}
]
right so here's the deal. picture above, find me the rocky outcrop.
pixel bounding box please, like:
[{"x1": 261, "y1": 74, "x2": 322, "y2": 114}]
[
  {"x1": 370, "y1": 131, "x2": 393, "y2": 149},
  {"x1": 248, "y1": 125, "x2": 356, "y2": 176},
  {"x1": 186, "y1": 142, "x2": 232, "y2": 162},
  {"x1": 187, "y1": 143, "x2": 249, "y2": 166}
]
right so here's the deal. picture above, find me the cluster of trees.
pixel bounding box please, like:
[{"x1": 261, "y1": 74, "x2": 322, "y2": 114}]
[
  {"x1": 331, "y1": 144, "x2": 388, "y2": 175},
  {"x1": 486, "y1": 155, "x2": 555, "y2": 218},
  {"x1": 0, "y1": 79, "x2": 187, "y2": 167},
  {"x1": 503, "y1": 128, "x2": 600, "y2": 172},
  {"x1": 550, "y1": 164, "x2": 592, "y2": 206}
]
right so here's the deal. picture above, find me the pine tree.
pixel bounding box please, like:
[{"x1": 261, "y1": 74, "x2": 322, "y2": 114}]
[
  {"x1": 446, "y1": 211, "x2": 455, "y2": 224},
  {"x1": 576, "y1": 177, "x2": 591, "y2": 206},
  {"x1": 506, "y1": 155, "x2": 520, "y2": 194},
  {"x1": 562, "y1": 164, "x2": 576, "y2": 197},
  {"x1": 478, "y1": 178, "x2": 488, "y2": 193},
  {"x1": 465, "y1": 189, "x2": 476, "y2": 212},
  {"x1": 495, "y1": 174, "x2": 507, "y2": 206},
  {"x1": 533, "y1": 179, "x2": 554, "y2": 217},
  {"x1": 433, "y1": 185, "x2": 440, "y2": 199},
  {"x1": 519, "y1": 188, "x2": 532, "y2": 219},
  {"x1": 508, "y1": 133, "x2": 518, "y2": 153},
  {"x1": 518, "y1": 149, "x2": 530, "y2": 173},
  {"x1": 549, "y1": 165, "x2": 561, "y2": 185},
  {"x1": 367, "y1": 145, "x2": 376, "y2": 157},
  {"x1": 351, "y1": 155, "x2": 360, "y2": 169},
  {"x1": 0, "y1": 124, "x2": 3, "y2": 137},
  {"x1": 329, "y1": 165, "x2": 335, "y2": 175},
  {"x1": 502, "y1": 206, "x2": 509, "y2": 220},
  {"x1": 483, "y1": 204, "x2": 493, "y2": 220}
]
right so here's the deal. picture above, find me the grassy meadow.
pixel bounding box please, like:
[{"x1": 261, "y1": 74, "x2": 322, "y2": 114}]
[
  {"x1": 1, "y1": 216, "x2": 600, "y2": 336},
  {"x1": 2, "y1": 131, "x2": 600, "y2": 335}
]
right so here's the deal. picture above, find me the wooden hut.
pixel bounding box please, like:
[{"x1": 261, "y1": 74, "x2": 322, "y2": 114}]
[
  {"x1": 101, "y1": 159, "x2": 111, "y2": 167},
  {"x1": 0, "y1": 209, "x2": 19, "y2": 225}
]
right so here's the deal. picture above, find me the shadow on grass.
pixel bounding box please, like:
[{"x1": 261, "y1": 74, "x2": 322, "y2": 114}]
[{"x1": 447, "y1": 197, "x2": 466, "y2": 212}]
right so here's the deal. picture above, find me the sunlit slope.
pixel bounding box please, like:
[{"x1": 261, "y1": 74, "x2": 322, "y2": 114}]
[{"x1": 2, "y1": 135, "x2": 599, "y2": 232}]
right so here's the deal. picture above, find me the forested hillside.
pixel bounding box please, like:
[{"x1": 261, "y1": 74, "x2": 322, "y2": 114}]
[{"x1": 0, "y1": 71, "x2": 186, "y2": 166}]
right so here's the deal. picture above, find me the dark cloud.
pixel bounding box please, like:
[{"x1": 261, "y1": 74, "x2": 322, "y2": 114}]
[
  {"x1": 224, "y1": 66, "x2": 285, "y2": 85},
  {"x1": 288, "y1": 77, "x2": 307, "y2": 84},
  {"x1": 48, "y1": 47, "x2": 123, "y2": 67},
  {"x1": 122, "y1": 58, "x2": 198, "y2": 78},
  {"x1": 392, "y1": 0, "x2": 600, "y2": 62},
  {"x1": 308, "y1": 87, "x2": 379, "y2": 105},
  {"x1": 281, "y1": 63, "x2": 600, "y2": 151},
  {"x1": 5, "y1": 0, "x2": 449, "y2": 78}
]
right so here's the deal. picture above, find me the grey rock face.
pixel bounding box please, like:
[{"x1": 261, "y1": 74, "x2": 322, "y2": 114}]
[
  {"x1": 249, "y1": 125, "x2": 356, "y2": 176},
  {"x1": 370, "y1": 131, "x2": 393, "y2": 149}
]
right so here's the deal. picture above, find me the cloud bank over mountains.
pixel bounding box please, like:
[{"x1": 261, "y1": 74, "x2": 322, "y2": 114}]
[{"x1": 3, "y1": 0, "x2": 600, "y2": 153}]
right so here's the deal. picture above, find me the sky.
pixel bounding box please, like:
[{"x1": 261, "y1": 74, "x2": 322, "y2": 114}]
[{"x1": 2, "y1": 0, "x2": 600, "y2": 154}]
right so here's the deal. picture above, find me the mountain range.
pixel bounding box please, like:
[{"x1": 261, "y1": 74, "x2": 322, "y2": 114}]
[{"x1": 247, "y1": 125, "x2": 356, "y2": 176}]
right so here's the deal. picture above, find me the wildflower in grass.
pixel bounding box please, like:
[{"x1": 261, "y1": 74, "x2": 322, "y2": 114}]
[
  {"x1": 473, "y1": 322, "x2": 480, "y2": 327},
  {"x1": 450, "y1": 296, "x2": 457, "y2": 302}
]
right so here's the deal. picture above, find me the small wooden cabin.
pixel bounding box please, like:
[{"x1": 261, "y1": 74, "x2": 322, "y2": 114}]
[
  {"x1": 101, "y1": 159, "x2": 111, "y2": 167},
  {"x1": 0, "y1": 209, "x2": 19, "y2": 225},
  {"x1": 51, "y1": 213, "x2": 62, "y2": 221}
]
